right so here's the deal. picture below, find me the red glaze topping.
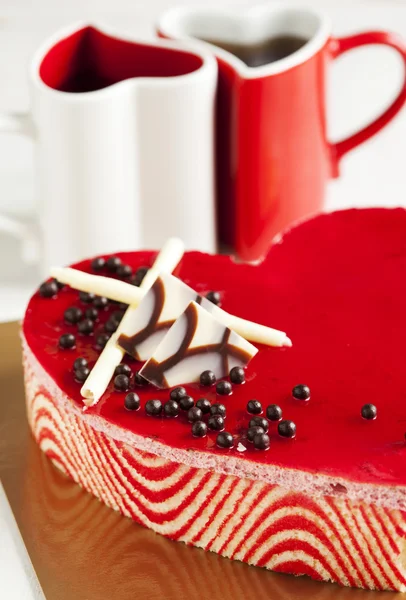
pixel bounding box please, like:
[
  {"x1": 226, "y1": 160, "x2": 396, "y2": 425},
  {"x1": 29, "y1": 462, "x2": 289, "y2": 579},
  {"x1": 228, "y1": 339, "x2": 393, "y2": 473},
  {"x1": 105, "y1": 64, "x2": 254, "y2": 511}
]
[{"x1": 23, "y1": 209, "x2": 406, "y2": 486}]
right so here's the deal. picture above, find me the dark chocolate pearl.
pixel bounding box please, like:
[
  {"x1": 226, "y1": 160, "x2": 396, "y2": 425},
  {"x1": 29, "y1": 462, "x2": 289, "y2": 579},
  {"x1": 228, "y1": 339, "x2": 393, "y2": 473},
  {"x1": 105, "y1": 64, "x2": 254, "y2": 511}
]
[
  {"x1": 170, "y1": 386, "x2": 187, "y2": 401},
  {"x1": 79, "y1": 291, "x2": 95, "y2": 304},
  {"x1": 110, "y1": 310, "x2": 125, "y2": 325},
  {"x1": 85, "y1": 307, "x2": 99, "y2": 321},
  {"x1": 39, "y1": 280, "x2": 58, "y2": 298},
  {"x1": 115, "y1": 363, "x2": 132, "y2": 377},
  {"x1": 249, "y1": 417, "x2": 269, "y2": 433},
  {"x1": 278, "y1": 420, "x2": 296, "y2": 438},
  {"x1": 59, "y1": 333, "x2": 76, "y2": 349},
  {"x1": 196, "y1": 398, "x2": 211, "y2": 415},
  {"x1": 134, "y1": 371, "x2": 148, "y2": 386},
  {"x1": 124, "y1": 392, "x2": 140, "y2": 411},
  {"x1": 114, "y1": 374, "x2": 130, "y2": 392},
  {"x1": 91, "y1": 257, "x2": 105, "y2": 271},
  {"x1": 131, "y1": 266, "x2": 149, "y2": 286},
  {"x1": 216, "y1": 431, "x2": 234, "y2": 449},
  {"x1": 73, "y1": 357, "x2": 88, "y2": 371},
  {"x1": 292, "y1": 384, "x2": 311, "y2": 401},
  {"x1": 361, "y1": 403, "x2": 377, "y2": 420},
  {"x1": 179, "y1": 395, "x2": 194, "y2": 411},
  {"x1": 106, "y1": 256, "x2": 122, "y2": 272},
  {"x1": 230, "y1": 366, "x2": 245, "y2": 384},
  {"x1": 95, "y1": 332, "x2": 110, "y2": 350},
  {"x1": 164, "y1": 400, "x2": 180, "y2": 418},
  {"x1": 247, "y1": 426, "x2": 265, "y2": 442},
  {"x1": 117, "y1": 264, "x2": 133, "y2": 279},
  {"x1": 208, "y1": 414, "x2": 225, "y2": 431},
  {"x1": 210, "y1": 403, "x2": 226, "y2": 417},
  {"x1": 216, "y1": 381, "x2": 232, "y2": 396},
  {"x1": 77, "y1": 318, "x2": 94, "y2": 335},
  {"x1": 200, "y1": 370, "x2": 216, "y2": 386},
  {"x1": 145, "y1": 399, "x2": 162, "y2": 416},
  {"x1": 118, "y1": 302, "x2": 128, "y2": 311},
  {"x1": 104, "y1": 319, "x2": 118, "y2": 333},
  {"x1": 74, "y1": 366, "x2": 90, "y2": 382},
  {"x1": 206, "y1": 291, "x2": 221, "y2": 306},
  {"x1": 54, "y1": 279, "x2": 65, "y2": 290},
  {"x1": 188, "y1": 407, "x2": 203, "y2": 423},
  {"x1": 247, "y1": 399, "x2": 262, "y2": 415},
  {"x1": 192, "y1": 421, "x2": 207, "y2": 438},
  {"x1": 266, "y1": 404, "x2": 283, "y2": 421},
  {"x1": 253, "y1": 432, "x2": 270, "y2": 450},
  {"x1": 93, "y1": 295, "x2": 109, "y2": 309},
  {"x1": 64, "y1": 306, "x2": 83, "y2": 324}
]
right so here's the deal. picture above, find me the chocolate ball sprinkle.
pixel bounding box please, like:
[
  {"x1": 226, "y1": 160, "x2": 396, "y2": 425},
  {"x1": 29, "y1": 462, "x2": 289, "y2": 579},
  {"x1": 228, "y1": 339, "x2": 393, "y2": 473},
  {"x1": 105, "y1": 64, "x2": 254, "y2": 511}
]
[
  {"x1": 59, "y1": 333, "x2": 76, "y2": 349},
  {"x1": 208, "y1": 414, "x2": 225, "y2": 431},
  {"x1": 130, "y1": 266, "x2": 149, "y2": 287},
  {"x1": 266, "y1": 404, "x2": 283, "y2": 422},
  {"x1": 216, "y1": 381, "x2": 232, "y2": 396},
  {"x1": 77, "y1": 318, "x2": 94, "y2": 335},
  {"x1": 179, "y1": 395, "x2": 194, "y2": 411},
  {"x1": 253, "y1": 432, "x2": 270, "y2": 450},
  {"x1": 93, "y1": 295, "x2": 109, "y2": 309},
  {"x1": 170, "y1": 386, "x2": 187, "y2": 401},
  {"x1": 200, "y1": 370, "x2": 216, "y2": 387},
  {"x1": 91, "y1": 257, "x2": 105, "y2": 271},
  {"x1": 74, "y1": 366, "x2": 90, "y2": 382},
  {"x1": 278, "y1": 420, "x2": 296, "y2": 438},
  {"x1": 145, "y1": 399, "x2": 162, "y2": 416},
  {"x1": 134, "y1": 371, "x2": 148, "y2": 386},
  {"x1": 247, "y1": 426, "x2": 265, "y2": 442},
  {"x1": 79, "y1": 291, "x2": 95, "y2": 304},
  {"x1": 114, "y1": 363, "x2": 132, "y2": 377},
  {"x1": 292, "y1": 384, "x2": 311, "y2": 401},
  {"x1": 196, "y1": 398, "x2": 211, "y2": 414},
  {"x1": 124, "y1": 392, "x2": 140, "y2": 411},
  {"x1": 106, "y1": 256, "x2": 122, "y2": 272},
  {"x1": 249, "y1": 417, "x2": 269, "y2": 433},
  {"x1": 216, "y1": 431, "x2": 234, "y2": 449},
  {"x1": 247, "y1": 399, "x2": 262, "y2": 415},
  {"x1": 206, "y1": 291, "x2": 221, "y2": 306},
  {"x1": 230, "y1": 366, "x2": 245, "y2": 384},
  {"x1": 73, "y1": 357, "x2": 88, "y2": 371},
  {"x1": 95, "y1": 332, "x2": 110, "y2": 350},
  {"x1": 188, "y1": 406, "x2": 203, "y2": 423},
  {"x1": 54, "y1": 279, "x2": 65, "y2": 290},
  {"x1": 117, "y1": 264, "x2": 133, "y2": 279},
  {"x1": 110, "y1": 310, "x2": 125, "y2": 325},
  {"x1": 104, "y1": 319, "x2": 118, "y2": 333},
  {"x1": 114, "y1": 374, "x2": 130, "y2": 392},
  {"x1": 361, "y1": 403, "x2": 377, "y2": 420},
  {"x1": 64, "y1": 306, "x2": 83, "y2": 324},
  {"x1": 210, "y1": 403, "x2": 226, "y2": 417},
  {"x1": 164, "y1": 400, "x2": 180, "y2": 418},
  {"x1": 192, "y1": 421, "x2": 207, "y2": 438},
  {"x1": 39, "y1": 280, "x2": 58, "y2": 298}
]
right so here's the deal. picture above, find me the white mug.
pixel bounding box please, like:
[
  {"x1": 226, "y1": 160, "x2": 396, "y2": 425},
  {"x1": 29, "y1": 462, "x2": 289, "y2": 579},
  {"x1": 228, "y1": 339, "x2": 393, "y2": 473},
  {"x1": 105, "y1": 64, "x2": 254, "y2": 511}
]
[{"x1": 0, "y1": 24, "x2": 217, "y2": 276}]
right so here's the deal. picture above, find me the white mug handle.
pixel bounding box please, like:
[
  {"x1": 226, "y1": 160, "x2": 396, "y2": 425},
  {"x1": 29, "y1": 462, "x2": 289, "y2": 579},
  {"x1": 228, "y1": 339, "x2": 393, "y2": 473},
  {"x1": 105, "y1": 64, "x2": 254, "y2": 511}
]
[{"x1": 0, "y1": 112, "x2": 39, "y2": 264}]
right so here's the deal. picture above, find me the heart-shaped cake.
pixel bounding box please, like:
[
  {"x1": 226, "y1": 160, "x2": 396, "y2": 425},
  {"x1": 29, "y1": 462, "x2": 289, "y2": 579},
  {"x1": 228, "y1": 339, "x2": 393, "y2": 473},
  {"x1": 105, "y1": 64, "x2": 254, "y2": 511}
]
[{"x1": 22, "y1": 209, "x2": 406, "y2": 591}]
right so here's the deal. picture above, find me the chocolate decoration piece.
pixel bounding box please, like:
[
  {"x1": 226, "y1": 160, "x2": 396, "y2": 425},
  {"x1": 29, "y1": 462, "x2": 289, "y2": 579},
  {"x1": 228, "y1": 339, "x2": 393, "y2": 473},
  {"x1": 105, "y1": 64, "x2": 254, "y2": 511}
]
[
  {"x1": 114, "y1": 364, "x2": 132, "y2": 377},
  {"x1": 249, "y1": 417, "x2": 269, "y2": 433},
  {"x1": 208, "y1": 414, "x2": 225, "y2": 431},
  {"x1": 210, "y1": 403, "x2": 227, "y2": 417},
  {"x1": 91, "y1": 257, "x2": 105, "y2": 271},
  {"x1": 230, "y1": 366, "x2": 245, "y2": 384},
  {"x1": 124, "y1": 392, "x2": 140, "y2": 411},
  {"x1": 75, "y1": 366, "x2": 90, "y2": 382},
  {"x1": 206, "y1": 291, "x2": 221, "y2": 306},
  {"x1": 117, "y1": 264, "x2": 133, "y2": 279},
  {"x1": 292, "y1": 384, "x2": 311, "y2": 401},
  {"x1": 114, "y1": 374, "x2": 130, "y2": 392},
  {"x1": 196, "y1": 398, "x2": 211, "y2": 414},
  {"x1": 39, "y1": 280, "x2": 58, "y2": 298},
  {"x1": 134, "y1": 371, "x2": 147, "y2": 386},
  {"x1": 59, "y1": 333, "x2": 76, "y2": 349},
  {"x1": 106, "y1": 256, "x2": 122, "y2": 272},
  {"x1": 278, "y1": 420, "x2": 297, "y2": 438},
  {"x1": 247, "y1": 400, "x2": 262, "y2": 415},
  {"x1": 140, "y1": 301, "x2": 257, "y2": 389},
  {"x1": 93, "y1": 296, "x2": 109, "y2": 309},
  {"x1": 64, "y1": 306, "x2": 83, "y2": 324},
  {"x1": 104, "y1": 319, "x2": 118, "y2": 333},
  {"x1": 187, "y1": 407, "x2": 203, "y2": 423},
  {"x1": 216, "y1": 432, "x2": 233, "y2": 449},
  {"x1": 170, "y1": 387, "x2": 187, "y2": 401},
  {"x1": 79, "y1": 291, "x2": 95, "y2": 304},
  {"x1": 192, "y1": 420, "x2": 207, "y2": 438},
  {"x1": 200, "y1": 370, "x2": 216, "y2": 386},
  {"x1": 266, "y1": 404, "x2": 283, "y2": 421},
  {"x1": 95, "y1": 332, "x2": 110, "y2": 350},
  {"x1": 247, "y1": 426, "x2": 265, "y2": 442},
  {"x1": 216, "y1": 381, "x2": 232, "y2": 396},
  {"x1": 77, "y1": 318, "x2": 94, "y2": 335},
  {"x1": 164, "y1": 400, "x2": 180, "y2": 418},
  {"x1": 131, "y1": 266, "x2": 149, "y2": 286},
  {"x1": 179, "y1": 396, "x2": 194, "y2": 411},
  {"x1": 145, "y1": 399, "x2": 162, "y2": 416},
  {"x1": 85, "y1": 307, "x2": 99, "y2": 321},
  {"x1": 73, "y1": 357, "x2": 88, "y2": 371},
  {"x1": 361, "y1": 404, "x2": 377, "y2": 420},
  {"x1": 253, "y1": 432, "x2": 270, "y2": 450}
]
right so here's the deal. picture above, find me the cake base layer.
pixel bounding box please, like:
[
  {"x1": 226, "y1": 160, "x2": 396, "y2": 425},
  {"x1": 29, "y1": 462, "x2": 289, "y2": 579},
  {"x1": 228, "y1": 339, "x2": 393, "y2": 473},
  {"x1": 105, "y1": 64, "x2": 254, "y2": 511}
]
[{"x1": 23, "y1": 343, "x2": 406, "y2": 591}]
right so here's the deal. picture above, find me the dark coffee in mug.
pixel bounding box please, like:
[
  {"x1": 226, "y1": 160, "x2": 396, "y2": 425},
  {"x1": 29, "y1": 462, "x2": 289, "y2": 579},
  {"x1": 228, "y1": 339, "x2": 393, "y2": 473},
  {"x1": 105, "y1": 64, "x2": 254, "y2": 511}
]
[{"x1": 201, "y1": 35, "x2": 308, "y2": 67}]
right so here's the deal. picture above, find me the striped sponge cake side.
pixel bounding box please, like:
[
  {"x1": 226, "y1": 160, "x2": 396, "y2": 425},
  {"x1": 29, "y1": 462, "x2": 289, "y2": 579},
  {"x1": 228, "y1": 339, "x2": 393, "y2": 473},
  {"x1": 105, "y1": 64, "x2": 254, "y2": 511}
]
[{"x1": 23, "y1": 348, "x2": 406, "y2": 591}]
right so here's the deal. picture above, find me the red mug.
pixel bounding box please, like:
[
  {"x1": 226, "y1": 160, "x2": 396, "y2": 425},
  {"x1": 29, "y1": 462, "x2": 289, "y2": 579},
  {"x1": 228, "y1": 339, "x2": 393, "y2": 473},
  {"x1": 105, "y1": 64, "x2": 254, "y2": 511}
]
[{"x1": 159, "y1": 4, "x2": 406, "y2": 261}]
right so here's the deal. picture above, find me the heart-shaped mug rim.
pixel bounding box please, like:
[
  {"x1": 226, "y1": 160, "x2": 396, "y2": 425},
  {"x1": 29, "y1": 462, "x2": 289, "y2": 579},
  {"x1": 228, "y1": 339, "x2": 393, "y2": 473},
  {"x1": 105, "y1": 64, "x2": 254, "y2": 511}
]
[
  {"x1": 29, "y1": 21, "x2": 217, "y2": 100},
  {"x1": 158, "y1": 3, "x2": 332, "y2": 79}
]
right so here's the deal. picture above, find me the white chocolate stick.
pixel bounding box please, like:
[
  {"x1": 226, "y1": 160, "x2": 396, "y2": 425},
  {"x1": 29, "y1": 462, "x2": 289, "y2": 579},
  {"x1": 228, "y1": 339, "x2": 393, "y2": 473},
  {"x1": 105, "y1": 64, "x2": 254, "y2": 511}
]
[
  {"x1": 51, "y1": 267, "x2": 143, "y2": 306},
  {"x1": 213, "y1": 309, "x2": 292, "y2": 348},
  {"x1": 80, "y1": 238, "x2": 185, "y2": 408}
]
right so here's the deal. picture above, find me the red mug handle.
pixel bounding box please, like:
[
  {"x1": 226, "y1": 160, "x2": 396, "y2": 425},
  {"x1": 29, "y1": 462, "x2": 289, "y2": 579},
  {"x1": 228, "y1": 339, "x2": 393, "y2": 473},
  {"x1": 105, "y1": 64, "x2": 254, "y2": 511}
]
[{"x1": 330, "y1": 32, "x2": 406, "y2": 177}]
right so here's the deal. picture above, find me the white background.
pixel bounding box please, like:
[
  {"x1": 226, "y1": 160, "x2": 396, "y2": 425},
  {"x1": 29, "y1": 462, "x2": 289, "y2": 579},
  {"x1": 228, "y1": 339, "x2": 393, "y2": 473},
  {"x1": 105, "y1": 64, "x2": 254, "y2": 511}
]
[{"x1": 1, "y1": 1, "x2": 406, "y2": 596}]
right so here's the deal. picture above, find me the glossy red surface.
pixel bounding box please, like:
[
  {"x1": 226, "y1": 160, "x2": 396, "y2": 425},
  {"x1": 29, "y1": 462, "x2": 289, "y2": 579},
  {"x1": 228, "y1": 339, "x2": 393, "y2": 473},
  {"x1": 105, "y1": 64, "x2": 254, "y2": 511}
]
[
  {"x1": 23, "y1": 209, "x2": 406, "y2": 487},
  {"x1": 160, "y1": 26, "x2": 406, "y2": 261}
]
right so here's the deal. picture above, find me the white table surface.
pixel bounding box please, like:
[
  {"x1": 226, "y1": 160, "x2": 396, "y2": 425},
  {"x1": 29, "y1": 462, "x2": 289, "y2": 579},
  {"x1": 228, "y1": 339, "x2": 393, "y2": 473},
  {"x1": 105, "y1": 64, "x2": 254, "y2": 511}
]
[{"x1": 1, "y1": 1, "x2": 406, "y2": 596}]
